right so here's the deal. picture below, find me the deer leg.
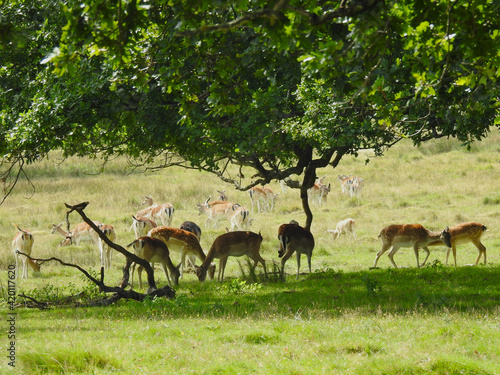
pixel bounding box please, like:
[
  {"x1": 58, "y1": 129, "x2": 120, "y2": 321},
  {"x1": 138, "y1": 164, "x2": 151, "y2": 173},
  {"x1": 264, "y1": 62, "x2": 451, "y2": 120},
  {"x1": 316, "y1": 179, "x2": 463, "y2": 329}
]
[
  {"x1": 137, "y1": 265, "x2": 144, "y2": 289},
  {"x1": 452, "y1": 245, "x2": 457, "y2": 267},
  {"x1": 218, "y1": 257, "x2": 228, "y2": 281},
  {"x1": 280, "y1": 249, "x2": 294, "y2": 279},
  {"x1": 472, "y1": 240, "x2": 487, "y2": 265},
  {"x1": 420, "y1": 246, "x2": 430, "y2": 267},
  {"x1": 387, "y1": 246, "x2": 401, "y2": 268},
  {"x1": 161, "y1": 263, "x2": 172, "y2": 286},
  {"x1": 373, "y1": 243, "x2": 391, "y2": 268},
  {"x1": 295, "y1": 252, "x2": 302, "y2": 279}
]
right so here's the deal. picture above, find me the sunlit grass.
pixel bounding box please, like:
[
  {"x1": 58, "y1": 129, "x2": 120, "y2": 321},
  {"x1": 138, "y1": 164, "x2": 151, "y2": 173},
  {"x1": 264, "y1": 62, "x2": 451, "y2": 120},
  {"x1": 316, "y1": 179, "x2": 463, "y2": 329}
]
[{"x1": 1, "y1": 132, "x2": 500, "y2": 373}]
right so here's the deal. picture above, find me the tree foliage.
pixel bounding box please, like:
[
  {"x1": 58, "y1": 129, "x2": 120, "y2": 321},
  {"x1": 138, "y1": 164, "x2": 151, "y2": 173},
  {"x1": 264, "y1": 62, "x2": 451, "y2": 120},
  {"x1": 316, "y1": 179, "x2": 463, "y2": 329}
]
[{"x1": 1, "y1": 0, "x2": 499, "y2": 226}]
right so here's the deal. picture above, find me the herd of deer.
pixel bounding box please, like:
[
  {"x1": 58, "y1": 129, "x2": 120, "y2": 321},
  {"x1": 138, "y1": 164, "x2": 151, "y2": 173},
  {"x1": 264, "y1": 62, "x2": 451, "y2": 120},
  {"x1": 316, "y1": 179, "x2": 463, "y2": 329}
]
[{"x1": 11, "y1": 182, "x2": 490, "y2": 288}]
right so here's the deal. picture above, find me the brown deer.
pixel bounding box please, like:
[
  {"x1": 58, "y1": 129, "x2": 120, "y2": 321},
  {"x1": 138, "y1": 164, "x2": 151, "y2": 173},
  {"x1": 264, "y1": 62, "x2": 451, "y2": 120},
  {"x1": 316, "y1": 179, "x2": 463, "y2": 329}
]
[
  {"x1": 428, "y1": 222, "x2": 488, "y2": 266},
  {"x1": 372, "y1": 224, "x2": 452, "y2": 268},
  {"x1": 149, "y1": 227, "x2": 215, "y2": 279},
  {"x1": 278, "y1": 222, "x2": 315, "y2": 279},
  {"x1": 196, "y1": 231, "x2": 266, "y2": 281},
  {"x1": 127, "y1": 236, "x2": 180, "y2": 289}
]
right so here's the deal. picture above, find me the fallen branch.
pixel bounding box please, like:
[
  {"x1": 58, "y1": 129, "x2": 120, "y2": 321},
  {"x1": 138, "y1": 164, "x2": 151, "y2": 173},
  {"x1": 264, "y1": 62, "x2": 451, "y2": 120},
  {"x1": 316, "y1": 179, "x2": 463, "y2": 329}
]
[
  {"x1": 63, "y1": 201, "x2": 156, "y2": 289},
  {"x1": 17, "y1": 251, "x2": 175, "y2": 306}
]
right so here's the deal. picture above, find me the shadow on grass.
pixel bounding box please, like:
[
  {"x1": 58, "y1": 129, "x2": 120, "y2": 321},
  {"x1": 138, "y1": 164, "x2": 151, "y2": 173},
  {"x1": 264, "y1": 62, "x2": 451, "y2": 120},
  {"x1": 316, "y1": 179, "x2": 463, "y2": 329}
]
[
  {"x1": 106, "y1": 263, "x2": 500, "y2": 319},
  {"x1": 18, "y1": 263, "x2": 500, "y2": 320}
]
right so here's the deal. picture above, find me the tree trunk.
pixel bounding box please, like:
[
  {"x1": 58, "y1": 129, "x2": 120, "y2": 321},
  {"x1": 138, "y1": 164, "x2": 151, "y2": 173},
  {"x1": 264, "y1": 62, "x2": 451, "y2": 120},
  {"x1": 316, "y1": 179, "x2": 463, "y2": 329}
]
[{"x1": 301, "y1": 165, "x2": 317, "y2": 232}]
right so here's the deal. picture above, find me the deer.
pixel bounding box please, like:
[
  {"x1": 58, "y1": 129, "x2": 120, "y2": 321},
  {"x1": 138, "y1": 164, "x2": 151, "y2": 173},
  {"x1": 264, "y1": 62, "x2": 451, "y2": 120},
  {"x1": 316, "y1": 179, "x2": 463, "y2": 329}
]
[
  {"x1": 249, "y1": 186, "x2": 279, "y2": 213},
  {"x1": 278, "y1": 221, "x2": 315, "y2": 279},
  {"x1": 372, "y1": 224, "x2": 452, "y2": 269},
  {"x1": 196, "y1": 231, "x2": 266, "y2": 281},
  {"x1": 148, "y1": 226, "x2": 215, "y2": 279},
  {"x1": 196, "y1": 197, "x2": 240, "y2": 228},
  {"x1": 179, "y1": 220, "x2": 203, "y2": 267},
  {"x1": 127, "y1": 236, "x2": 180, "y2": 289},
  {"x1": 327, "y1": 218, "x2": 356, "y2": 240},
  {"x1": 131, "y1": 215, "x2": 157, "y2": 239},
  {"x1": 230, "y1": 206, "x2": 251, "y2": 231},
  {"x1": 308, "y1": 182, "x2": 331, "y2": 205},
  {"x1": 428, "y1": 222, "x2": 488, "y2": 266},
  {"x1": 51, "y1": 221, "x2": 103, "y2": 246},
  {"x1": 12, "y1": 225, "x2": 40, "y2": 278},
  {"x1": 217, "y1": 190, "x2": 228, "y2": 201},
  {"x1": 135, "y1": 195, "x2": 175, "y2": 227},
  {"x1": 98, "y1": 224, "x2": 116, "y2": 269},
  {"x1": 179, "y1": 221, "x2": 202, "y2": 241}
]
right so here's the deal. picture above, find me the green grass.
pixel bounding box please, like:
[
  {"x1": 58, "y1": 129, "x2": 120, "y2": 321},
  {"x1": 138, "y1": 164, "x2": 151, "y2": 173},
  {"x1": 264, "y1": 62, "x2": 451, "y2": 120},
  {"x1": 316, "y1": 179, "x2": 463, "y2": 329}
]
[{"x1": 1, "y1": 132, "x2": 500, "y2": 374}]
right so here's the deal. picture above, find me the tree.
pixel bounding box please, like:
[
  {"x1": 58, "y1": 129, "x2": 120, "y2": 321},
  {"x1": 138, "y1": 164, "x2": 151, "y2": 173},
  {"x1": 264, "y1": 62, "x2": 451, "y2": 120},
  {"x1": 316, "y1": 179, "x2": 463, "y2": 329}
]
[{"x1": 1, "y1": 0, "x2": 499, "y2": 229}]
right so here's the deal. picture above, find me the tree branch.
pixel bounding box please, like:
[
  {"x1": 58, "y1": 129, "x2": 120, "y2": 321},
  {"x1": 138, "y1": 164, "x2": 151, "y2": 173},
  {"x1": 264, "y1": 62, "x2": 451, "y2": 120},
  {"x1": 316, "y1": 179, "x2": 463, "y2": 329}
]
[
  {"x1": 16, "y1": 251, "x2": 175, "y2": 305},
  {"x1": 63, "y1": 201, "x2": 158, "y2": 290}
]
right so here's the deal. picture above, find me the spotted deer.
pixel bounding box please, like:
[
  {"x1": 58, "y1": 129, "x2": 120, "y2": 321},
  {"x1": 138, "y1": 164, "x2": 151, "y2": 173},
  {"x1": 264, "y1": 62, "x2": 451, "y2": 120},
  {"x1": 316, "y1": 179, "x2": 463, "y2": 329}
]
[
  {"x1": 428, "y1": 222, "x2": 488, "y2": 266},
  {"x1": 196, "y1": 231, "x2": 266, "y2": 281},
  {"x1": 372, "y1": 224, "x2": 452, "y2": 268}
]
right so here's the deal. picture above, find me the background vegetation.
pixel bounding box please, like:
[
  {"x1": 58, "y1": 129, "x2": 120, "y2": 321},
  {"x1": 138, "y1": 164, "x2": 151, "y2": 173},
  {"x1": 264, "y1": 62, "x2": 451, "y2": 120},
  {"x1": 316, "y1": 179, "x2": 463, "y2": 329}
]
[{"x1": 1, "y1": 132, "x2": 499, "y2": 374}]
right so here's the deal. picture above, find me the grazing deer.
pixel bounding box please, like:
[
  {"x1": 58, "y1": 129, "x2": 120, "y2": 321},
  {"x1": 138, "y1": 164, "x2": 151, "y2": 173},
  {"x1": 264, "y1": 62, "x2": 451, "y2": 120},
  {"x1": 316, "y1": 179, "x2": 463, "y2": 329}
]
[
  {"x1": 372, "y1": 224, "x2": 452, "y2": 268},
  {"x1": 196, "y1": 231, "x2": 266, "y2": 281},
  {"x1": 217, "y1": 190, "x2": 228, "y2": 201},
  {"x1": 127, "y1": 236, "x2": 180, "y2": 289},
  {"x1": 131, "y1": 215, "x2": 157, "y2": 239},
  {"x1": 196, "y1": 197, "x2": 240, "y2": 228},
  {"x1": 278, "y1": 222, "x2": 315, "y2": 279},
  {"x1": 279, "y1": 179, "x2": 289, "y2": 193},
  {"x1": 12, "y1": 225, "x2": 40, "y2": 278},
  {"x1": 249, "y1": 186, "x2": 279, "y2": 213},
  {"x1": 179, "y1": 220, "x2": 202, "y2": 268},
  {"x1": 230, "y1": 206, "x2": 251, "y2": 231},
  {"x1": 308, "y1": 182, "x2": 331, "y2": 205},
  {"x1": 327, "y1": 218, "x2": 356, "y2": 240},
  {"x1": 98, "y1": 224, "x2": 116, "y2": 269},
  {"x1": 135, "y1": 195, "x2": 175, "y2": 227},
  {"x1": 338, "y1": 175, "x2": 364, "y2": 197},
  {"x1": 149, "y1": 226, "x2": 215, "y2": 278},
  {"x1": 51, "y1": 221, "x2": 103, "y2": 246},
  {"x1": 428, "y1": 222, "x2": 488, "y2": 266},
  {"x1": 179, "y1": 221, "x2": 202, "y2": 241}
]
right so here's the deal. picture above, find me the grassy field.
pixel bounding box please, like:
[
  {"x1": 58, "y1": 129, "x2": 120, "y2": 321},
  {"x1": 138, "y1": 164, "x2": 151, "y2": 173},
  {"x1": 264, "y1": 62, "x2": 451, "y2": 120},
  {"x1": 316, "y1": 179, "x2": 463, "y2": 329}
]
[{"x1": 1, "y1": 131, "x2": 499, "y2": 374}]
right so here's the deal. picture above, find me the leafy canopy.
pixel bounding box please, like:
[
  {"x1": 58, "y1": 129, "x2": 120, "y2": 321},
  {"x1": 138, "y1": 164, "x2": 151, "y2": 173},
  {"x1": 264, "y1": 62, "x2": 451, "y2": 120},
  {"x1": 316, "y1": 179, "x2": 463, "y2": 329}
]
[{"x1": 1, "y1": 0, "x2": 499, "y2": 224}]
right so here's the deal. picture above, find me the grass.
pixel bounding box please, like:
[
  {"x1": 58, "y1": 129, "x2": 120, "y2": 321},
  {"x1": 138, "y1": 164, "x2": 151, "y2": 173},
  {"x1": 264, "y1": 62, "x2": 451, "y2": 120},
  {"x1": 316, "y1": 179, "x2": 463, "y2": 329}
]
[{"x1": 1, "y1": 131, "x2": 500, "y2": 373}]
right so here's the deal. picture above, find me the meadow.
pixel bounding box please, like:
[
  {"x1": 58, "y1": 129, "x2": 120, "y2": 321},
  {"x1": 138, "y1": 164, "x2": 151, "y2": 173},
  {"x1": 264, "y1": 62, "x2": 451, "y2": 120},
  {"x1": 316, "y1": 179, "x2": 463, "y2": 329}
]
[{"x1": 1, "y1": 131, "x2": 499, "y2": 374}]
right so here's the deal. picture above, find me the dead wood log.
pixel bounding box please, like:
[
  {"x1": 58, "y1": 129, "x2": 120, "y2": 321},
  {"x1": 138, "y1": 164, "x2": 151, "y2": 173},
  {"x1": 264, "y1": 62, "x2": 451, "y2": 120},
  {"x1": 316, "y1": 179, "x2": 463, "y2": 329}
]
[
  {"x1": 17, "y1": 251, "x2": 175, "y2": 305},
  {"x1": 63, "y1": 201, "x2": 157, "y2": 290}
]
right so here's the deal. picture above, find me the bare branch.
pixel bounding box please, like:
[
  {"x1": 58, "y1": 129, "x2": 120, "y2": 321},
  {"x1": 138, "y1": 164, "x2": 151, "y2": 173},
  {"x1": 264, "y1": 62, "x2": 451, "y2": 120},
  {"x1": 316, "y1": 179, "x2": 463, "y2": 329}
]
[
  {"x1": 16, "y1": 251, "x2": 175, "y2": 305},
  {"x1": 63, "y1": 201, "x2": 158, "y2": 290}
]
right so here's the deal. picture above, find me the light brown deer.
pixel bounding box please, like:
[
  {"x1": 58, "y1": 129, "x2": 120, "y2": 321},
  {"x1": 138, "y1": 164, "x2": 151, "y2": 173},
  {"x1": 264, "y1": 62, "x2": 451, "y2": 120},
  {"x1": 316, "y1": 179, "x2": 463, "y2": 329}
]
[
  {"x1": 98, "y1": 224, "x2": 116, "y2": 269},
  {"x1": 196, "y1": 198, "x2": 240, "y2": 228},
  {"x1": 196, "y1": 231, "x2": 266, "y2": 281},
  {"x1": 149, "y1": 226, "x2": 215, "y2": 278},
  {"x1": 135, "y1": 195, "x2": 175, "y2": 227},
  {"x1": 12, "y1": 225, "x2": 40, "y2": 278},
  {"x1": 249, "y1": 186, "x2": 279, "y2": 213},
  {"x1": 127, "y1": 236, "x2": 180, "y2": 289},
  {"x1": 51, "y1": 221, "x2": 103, "y2": 246},
  {"x1": 372, "y1": 224, "x2": 452, "y2": 268},
  {"x1": 428, "y1": 222, "x2": 488, "y2": 266},
  {"x1": 131, "y1": 215, "x2": 157, "y2": 239},
  {"x1": 230, "y1": 206, "x2": 251, "y2": 231},
  {"x1": 278, "y1": 222, "x2": 315, "y2": 279}
]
